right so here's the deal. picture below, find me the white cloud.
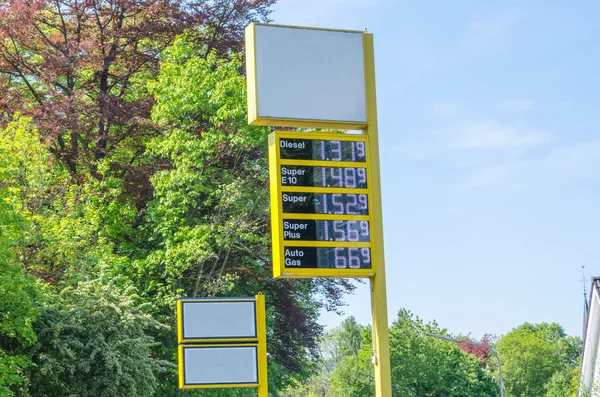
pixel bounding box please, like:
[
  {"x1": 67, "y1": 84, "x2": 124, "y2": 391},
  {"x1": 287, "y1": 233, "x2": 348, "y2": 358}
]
[
  {"x1": 432, "y1": 101, "x2": 462, "y2": 117},
  {"x1": 451, "y1": 121, "x2": 551, "y2": 150},
  {"x1": 458, "y1": 140, "x2": 600, "y2": 189},
  {"x1": 467, "y1": 11, "x2": 522, "y2": 53},
  {"x1": 271, "y1": 0, "x2": 388, "y2": 27},
  {"x1": 392, "y1": 120, "x2": 551, "y2": 159},
  {"x1": 498, "y1": 99, "x2": 535, "y2": 112},
  {"x1": 457, "y1": 162, "x2": 521, "y2": 188}
]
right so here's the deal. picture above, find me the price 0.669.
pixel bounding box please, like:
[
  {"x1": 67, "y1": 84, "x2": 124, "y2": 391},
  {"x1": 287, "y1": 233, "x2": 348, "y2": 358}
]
[{"x1": 322, "y1": 247, "x2": 371, "y2": 269}]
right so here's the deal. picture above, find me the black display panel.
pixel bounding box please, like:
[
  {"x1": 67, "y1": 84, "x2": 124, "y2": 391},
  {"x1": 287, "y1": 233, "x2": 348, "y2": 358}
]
[
  {"x1": 283, "y1": 247, "x2": 372, "y2": 269},
  {"x1": 279, "y1": 138, "x2": 367, "y2": 162},
  {"x1": 282, "y1": 192, "x2": 369, "y2": 215},
  {"x1": 280, "y1": 166, "x2": 367, "y2": 189},
  {"x1": 283, "y1": 219, "x2": 371, "y2": 242}
]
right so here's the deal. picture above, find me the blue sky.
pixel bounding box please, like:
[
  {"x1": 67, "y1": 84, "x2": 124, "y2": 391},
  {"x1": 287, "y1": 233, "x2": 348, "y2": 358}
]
[{"x1": 270, "y1": 0, "x2": 600, "y2": 339}]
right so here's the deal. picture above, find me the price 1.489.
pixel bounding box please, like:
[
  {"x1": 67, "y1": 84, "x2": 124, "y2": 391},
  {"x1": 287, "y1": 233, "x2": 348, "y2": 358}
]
[{"x1": 280, "y1": 166, "x2": 367, "y2": 189}]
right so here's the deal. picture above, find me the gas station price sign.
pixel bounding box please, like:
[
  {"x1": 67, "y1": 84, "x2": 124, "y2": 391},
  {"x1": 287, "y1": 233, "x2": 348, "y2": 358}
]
[{"x1": 269, "y1": 131, "x2": 376, "y2": 278}]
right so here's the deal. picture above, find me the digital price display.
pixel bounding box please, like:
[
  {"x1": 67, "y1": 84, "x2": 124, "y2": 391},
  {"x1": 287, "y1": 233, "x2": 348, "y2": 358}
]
[
  {"x1": 283, "y1": 219, "x2": 371, "y2": 242},
  {"x1": 269, "y1": 131, "x2": 376, "y2": 278},
  {"x1": 283, "y1": 247, "x2": 371, "y2": 269},
  {"x1": 280, "y1": 166, "x2": 367, "y2": 188},
  {"x1": 280, "y1": 139, "x2": 367, "y2": 162},
  {"x1": 282, "y1": 193, "x2": 368, "y2": 215}
]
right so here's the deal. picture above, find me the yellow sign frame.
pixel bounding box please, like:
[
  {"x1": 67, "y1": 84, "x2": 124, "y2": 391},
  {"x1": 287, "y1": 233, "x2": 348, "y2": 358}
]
[
  {"x1": 245, "y1": 23, "x2": 368, "y2": 130},
  {"x1": 269, "y1": 130, "x2": 377, "y2": 278},
  {"x1": 177, "y1": 295, "x2": 268, "y2": 395},
  {"x1": 246, "y1": 24, "x2": 393, "y2": 397},
  {"x1": 176, "y1": 297, "x2": 259, "y2": 344},
  {"x1": 178, "y1": 344, "x2": 260, "y2": 389}
]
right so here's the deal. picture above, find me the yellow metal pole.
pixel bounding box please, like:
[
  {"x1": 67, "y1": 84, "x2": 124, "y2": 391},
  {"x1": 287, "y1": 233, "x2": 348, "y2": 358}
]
[
  {"x1": 177, "y1": 345, "x2": 185, "y2": 389},
  {"x1": 256, "y1": 294, "x2": 269, "y2": 397},
  {"x1": 363, "y1": 32, "x2": 393, "y2": 397}
]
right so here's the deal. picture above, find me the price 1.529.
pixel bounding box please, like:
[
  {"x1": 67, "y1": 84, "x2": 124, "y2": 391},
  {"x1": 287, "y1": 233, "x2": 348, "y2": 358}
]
[
  {"x1": 316, "y1": 193, "x2": 368, "y2": 215},
  {"x1": 281, "y1": 192, "x2": 369, "y2": 215}
]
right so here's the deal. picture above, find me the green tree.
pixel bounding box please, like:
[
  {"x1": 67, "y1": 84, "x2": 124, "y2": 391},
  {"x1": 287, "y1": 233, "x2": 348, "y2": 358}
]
[
  {"x1": 139, "y1": 33, "x2": 354, "y2": 393},
  {"x1": 324, "y1": 316, "x2": 364, "y2": 367},
  {"x1": 329, "y1": 329, "x2": 374, "y2": 397},
  {"x1": 496, "y1": 322, "x2": 582, "y2": 397},
  {"x1": 329, "y1": 310, "x2": 499, "y2": 397},
  {"x1": 388, "y1": 310, "x2": 498, "y2": 397},
  {"x1": 281, "y1": 316, "x2": 366, "y2": 397},
  {"x1": 24, "y1": 275, "x2": 168, "y2": 397},
  {"x1": 0, "y1": 5, "x2": 362, "y2": 395},
  {"x1": 544, "y1": 367, "x2": 578, "y2": 397},
  {"x1": 0, "y1": 202, "x2": 39, "y2": 396},
  {"x1": 0, "y1": 116, "x2": 43, "y2": 396},
  {"x1": 280, "y1": 371, "x2": 332, "y2": 397}
]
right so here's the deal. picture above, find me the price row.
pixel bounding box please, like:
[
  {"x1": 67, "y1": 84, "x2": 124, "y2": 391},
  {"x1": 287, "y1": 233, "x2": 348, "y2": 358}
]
[
  {"x1": 281, "y1": 166, "x2": 368, "y2": 189},
  {"x1": 282, "y1": 192, "x2": 369, "y2": 215},
  {"x1": 280, "y1": 138, "x2": 367, "y2": 162},
  {"x1": 283, "y1": 246, "x2": 372, "y2": 269},
  {"x1": 283, "y1": 219, "x2": 370, "y2": 242}
]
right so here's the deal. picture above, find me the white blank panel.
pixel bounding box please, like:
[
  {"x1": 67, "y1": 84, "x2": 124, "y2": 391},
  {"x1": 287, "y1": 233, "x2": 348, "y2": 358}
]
[
  {"x1": 182, "y1": 301, "x2": 256, "y2": 340},
  {"x1": 253, "y1": 24, "x2": 366, "y2": 124},
  {"x1": 183, "y1": 346, "x2": 258, "y2": 385}
]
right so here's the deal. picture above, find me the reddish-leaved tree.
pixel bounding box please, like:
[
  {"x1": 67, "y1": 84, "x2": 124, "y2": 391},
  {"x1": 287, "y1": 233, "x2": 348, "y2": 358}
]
[
  {"x1": 0, "y1": 0, "x2": 274, "y2": 180},
  {"x1": 458, "y1": 334, "x2": 493, "y2": 367}
]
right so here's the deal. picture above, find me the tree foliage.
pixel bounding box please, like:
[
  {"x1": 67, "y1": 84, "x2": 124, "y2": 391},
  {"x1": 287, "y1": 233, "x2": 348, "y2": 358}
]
[
  {"x1": 141, "y1": 35, "x2": 355, "y2": 389},
  {"x1": 0, "y1": 1, "x2": 585, "y2": 396},
  {"x1": 323, "y1": 316, "x2": 363, "y2": 368},
  {"x1": 384, "y1": 309, "x2": 498, "y2": 397},
  {"x1": 25, "y1": 275, "x2": 169, "y2": 397},
  {"x1": 0, "y1": 116, "x2": 43, "y2": 396},
  {"x1": 496, "y1": 322, "x2": 582, "y2": 397},
  {"x1": 544, "y1": 367, "x2": 579, "y2": 397},
  {"x1": 284, "y1": 311, "x2": 499, "y2": 397},
  {"x1": 457, "y1": 334, "x2": 493, "y2": 367},
  {"x1": 0, "y1": 0, "x2": 274, "y2": 180},
  {"x1": 0, "y1": 1, "x2": 360, "y2": 393}
]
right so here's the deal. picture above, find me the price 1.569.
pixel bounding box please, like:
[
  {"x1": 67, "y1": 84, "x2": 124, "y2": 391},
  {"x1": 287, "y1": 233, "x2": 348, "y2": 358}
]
[{"x1": 317, "y1": 220, "x2": 370, "y2": 242}]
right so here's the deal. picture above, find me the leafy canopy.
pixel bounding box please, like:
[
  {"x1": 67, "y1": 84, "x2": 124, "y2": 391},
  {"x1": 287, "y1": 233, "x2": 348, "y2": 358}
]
[
  {"x1": 496, "y1": 322, "x2": 582, "y2": 397},
  {"x1": 0, "y1": 116, "x2": 43, "y2": 396}
]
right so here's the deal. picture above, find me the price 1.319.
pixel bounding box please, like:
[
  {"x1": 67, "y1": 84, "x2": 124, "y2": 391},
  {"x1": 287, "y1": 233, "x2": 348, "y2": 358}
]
[{"x1": 279, "y1": 138, "x2": 367, "y2": 162}]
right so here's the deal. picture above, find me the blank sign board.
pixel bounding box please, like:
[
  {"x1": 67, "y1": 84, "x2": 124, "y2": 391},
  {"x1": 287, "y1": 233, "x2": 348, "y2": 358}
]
[
  {"x1": 181, "y1": 345, "x2": 259, "y2": 386},
  {"x1": 246, "y1": 23, "x2": 367, "y2": 129},
  {"x1": 178, "y1": 300, "x2": 257, "y2": 342}
]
